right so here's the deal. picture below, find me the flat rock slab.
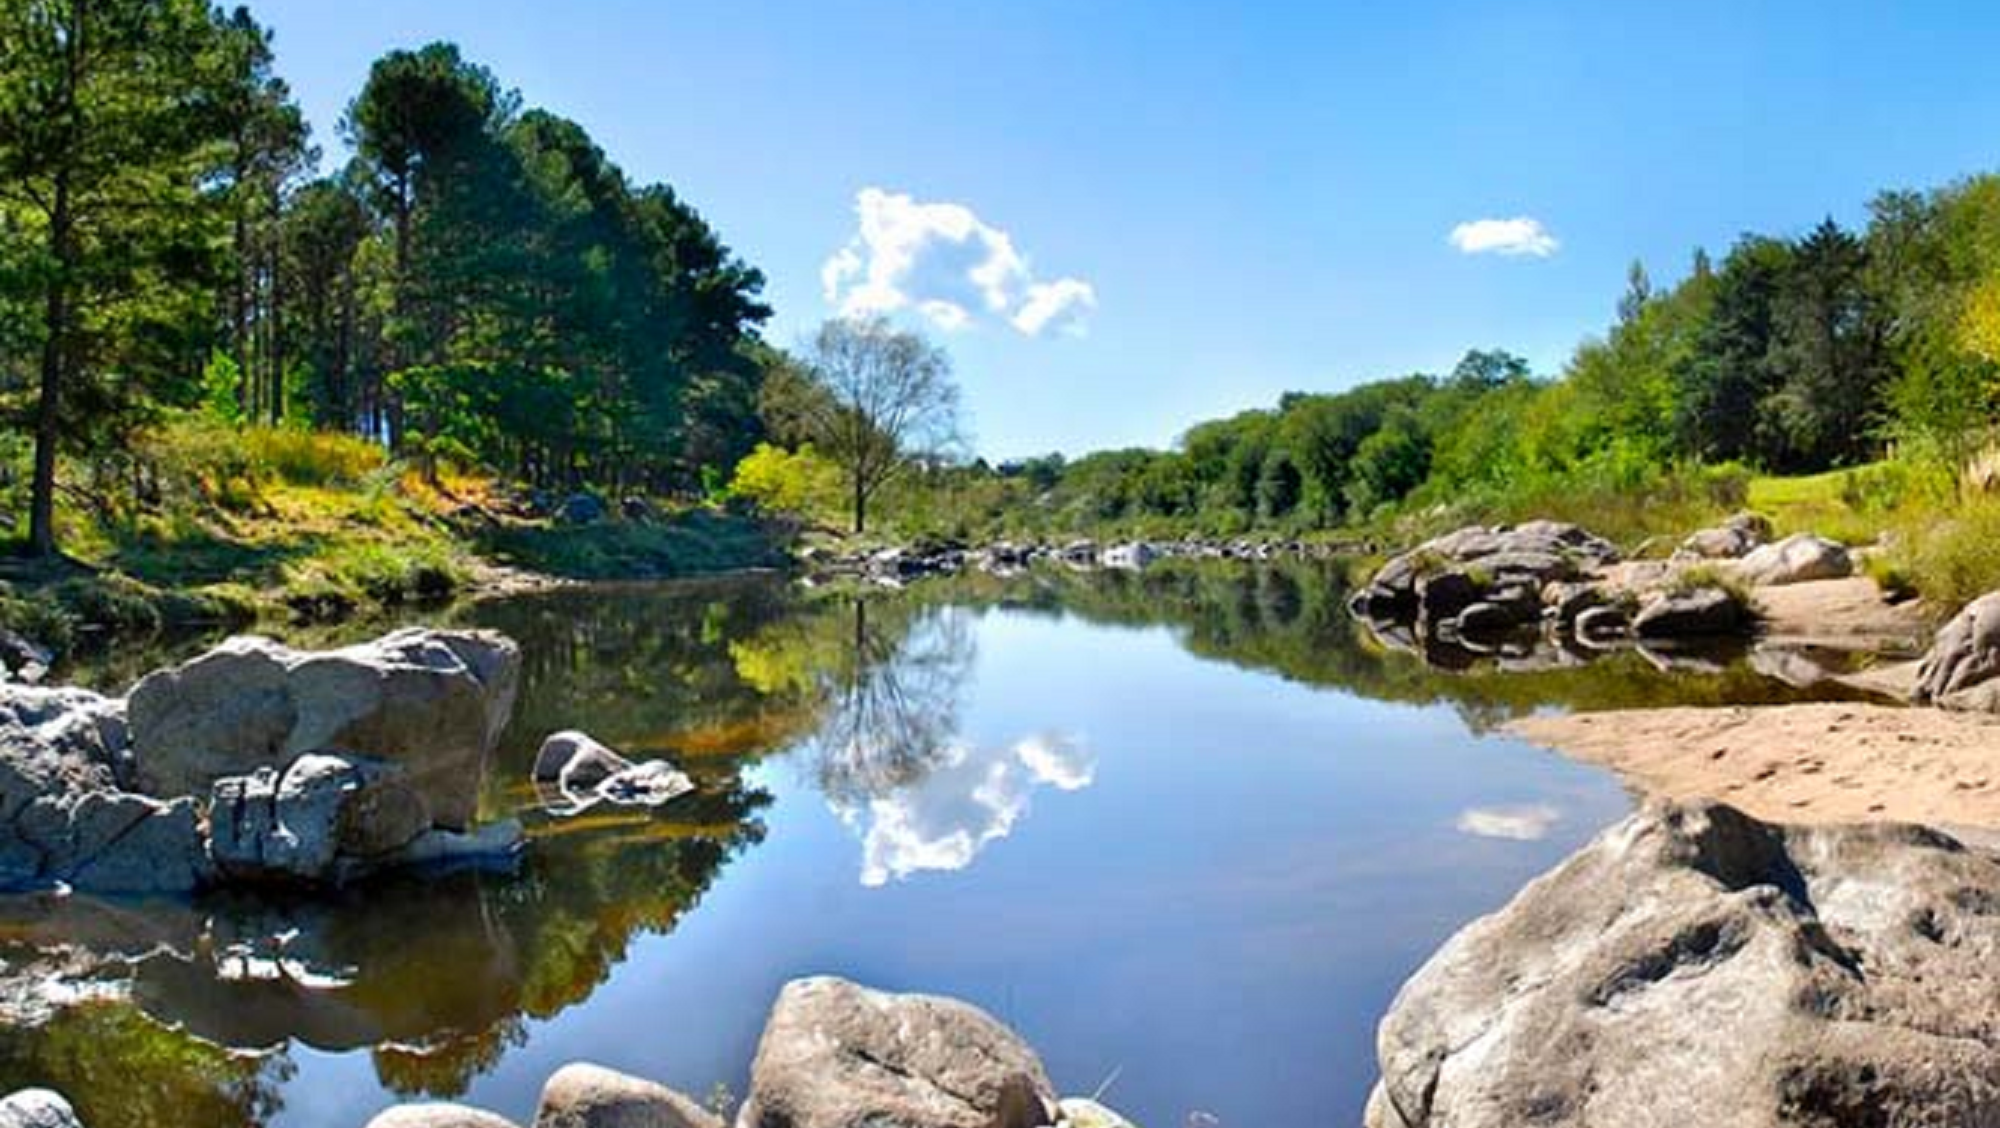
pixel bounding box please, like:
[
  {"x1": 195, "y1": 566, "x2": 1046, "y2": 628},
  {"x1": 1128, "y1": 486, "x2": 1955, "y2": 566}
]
[{"x1": 1509, "y1": 703, "x2": 2000, "y2": 826}]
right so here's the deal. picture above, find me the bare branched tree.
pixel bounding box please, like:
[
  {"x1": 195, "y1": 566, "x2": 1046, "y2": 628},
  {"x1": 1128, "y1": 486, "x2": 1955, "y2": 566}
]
[{"x1": 780, "y1": 317, "x2": 961, "y2": 533}]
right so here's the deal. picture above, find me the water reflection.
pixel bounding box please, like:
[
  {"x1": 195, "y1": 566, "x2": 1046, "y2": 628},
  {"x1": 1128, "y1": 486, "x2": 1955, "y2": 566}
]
[
  {"x1": 1454, "y1": 804, "x2": 1561, "y2": 841},
  {"x1": 842, "y1": 731, "x2": 1094, "y2": 887},
  {"x1": 0, "y1": 562, "x2": 1897, "y2": 1128}
]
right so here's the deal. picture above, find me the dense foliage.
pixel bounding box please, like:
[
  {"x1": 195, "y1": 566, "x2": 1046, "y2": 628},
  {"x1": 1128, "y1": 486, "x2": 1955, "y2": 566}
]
[
  {"x1": 760, "y1": 184, "x2": 2000, "y2": 545},
  {"x1": 0, "y1": 4, "x2": 769, "y2": 556}
]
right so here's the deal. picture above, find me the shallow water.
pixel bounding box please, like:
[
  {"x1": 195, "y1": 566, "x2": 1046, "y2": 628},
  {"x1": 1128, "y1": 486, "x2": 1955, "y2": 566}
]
[{"x1": 0, "y1": 563, "x2": 1870, "y2": 1128}]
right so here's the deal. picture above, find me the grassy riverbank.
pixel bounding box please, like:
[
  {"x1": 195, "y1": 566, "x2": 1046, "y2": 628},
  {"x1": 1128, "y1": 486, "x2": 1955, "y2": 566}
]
[{"x1": 0, "y1": 419, "x2": 790, "y2": 656}]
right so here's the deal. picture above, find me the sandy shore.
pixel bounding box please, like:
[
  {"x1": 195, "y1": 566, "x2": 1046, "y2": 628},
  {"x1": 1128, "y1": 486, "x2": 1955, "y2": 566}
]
[{"x1": 1508, "y1": 703, "x2": 2000, "y2": 830}]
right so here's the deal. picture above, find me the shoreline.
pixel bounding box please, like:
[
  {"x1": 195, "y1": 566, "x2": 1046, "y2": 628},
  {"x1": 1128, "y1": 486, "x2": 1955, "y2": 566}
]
[{"x1": 1507, "y1": 702, "x2": 2000, "y2": 830}]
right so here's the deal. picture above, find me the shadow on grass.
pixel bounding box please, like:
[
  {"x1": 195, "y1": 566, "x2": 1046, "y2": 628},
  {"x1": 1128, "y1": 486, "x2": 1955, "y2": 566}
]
[{"x1": 474, "y1": 510, "x2": 790, "y2": 582}]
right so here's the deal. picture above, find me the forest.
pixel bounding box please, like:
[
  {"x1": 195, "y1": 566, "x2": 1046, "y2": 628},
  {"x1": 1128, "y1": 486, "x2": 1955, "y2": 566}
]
[
  {"x1": 10, "y1": 1, "x2": 2000, "y2": 622},
  {"x1": 1, "y1": 3, "x2": 770, "y2": 561}
]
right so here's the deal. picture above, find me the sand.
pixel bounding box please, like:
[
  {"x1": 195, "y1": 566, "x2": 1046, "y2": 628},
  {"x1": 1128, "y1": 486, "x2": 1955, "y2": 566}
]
[{"x1": 1508, "y1": 703, "x2": 2000, "y2": 831}]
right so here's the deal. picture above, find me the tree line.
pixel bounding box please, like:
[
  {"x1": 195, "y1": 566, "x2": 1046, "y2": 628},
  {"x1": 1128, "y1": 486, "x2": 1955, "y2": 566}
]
[
  {"x1": 904, "y1": 186, "x2": 2000, "y2": 539},
  {"x1": 0, "y1": 2, "x2": 771, "y2": 555}
]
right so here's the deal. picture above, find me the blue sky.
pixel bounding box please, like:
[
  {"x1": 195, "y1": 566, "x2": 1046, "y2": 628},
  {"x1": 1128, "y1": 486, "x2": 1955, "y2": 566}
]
[{"x1": 250, "y1": 1, "x2": 2000, "y2": 459}]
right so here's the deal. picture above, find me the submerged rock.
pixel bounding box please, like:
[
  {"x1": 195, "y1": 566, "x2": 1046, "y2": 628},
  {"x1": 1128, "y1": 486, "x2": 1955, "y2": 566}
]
[
  {"x1": 1915, "y1": 591, "x2": 2000, "y2": 710},
  {"x1": 531, "y1": 731, "x2": 632, "y2": 790},
  {"x1": 593, "y1": 761, "x2": 694, "y2": 808},
  {"x1": 1367, "y1": 800, "x2": 2000, "y2": 1128},
  {"x1": 740, "y1": 976, "x2": 1058, "y2": 1128},
  {"x1": 534, "y1": 1062, "x2": 720, "y2": 1128},
  {"x1": 1632, "y1": 586, "x2": 1751, "y2": 639},
  {"x1": 127, "y1": 628, "x2": 520, "y2": 830}
]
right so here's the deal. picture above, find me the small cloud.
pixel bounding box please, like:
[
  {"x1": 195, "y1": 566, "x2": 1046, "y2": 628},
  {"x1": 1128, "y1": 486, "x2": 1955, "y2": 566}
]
[
  {"x1": 1455, "y1": 803, "x2": 1561, "y2": 841},
  {"x1": 1449, "y1": 216, "x2": 1559, "y2": 258},
  {"x1": 824, "y1": 187, "x2": 1095, "y2": 336}
]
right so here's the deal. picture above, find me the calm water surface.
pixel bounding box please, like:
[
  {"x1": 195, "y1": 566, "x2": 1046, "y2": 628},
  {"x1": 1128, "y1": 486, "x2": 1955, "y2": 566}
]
[{"x1": 0, "y1": 563, "x2": 1859, "y2": 1128}]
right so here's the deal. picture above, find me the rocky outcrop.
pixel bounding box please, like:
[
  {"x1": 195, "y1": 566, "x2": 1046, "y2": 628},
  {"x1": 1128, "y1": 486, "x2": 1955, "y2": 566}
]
[
  {"x1": 1732, "y1": 532, "x2": 1853, "y2": 586},
  {"x1": 1349, "y1": 522, "x2": 1618, "y2": 631},
  {"x1": 1367, "y1": 800, "x2": 2000, "y2": 1128},
  {"x1": 348, "y1": 977, "x2": 1131, "y2": 1128},
  {"x1": 0, "y1": 1088, "x2": 83, "y2": 1128},
  {"x1": 127, "y1": 628, "x2": 519, "y2": 830},
  {"x1": 739, "y1": 976, "x2": 1059, "y2": 1128},
  {"x1": 1915, "y1": 591, "x2": 2000, "y2": 710},
  {"x1": 0, "y1": 630, "x2": 524, "y2": 896},
  {"x1": 533, "y1": 1063, "x2": 721, "y2": 1128}
]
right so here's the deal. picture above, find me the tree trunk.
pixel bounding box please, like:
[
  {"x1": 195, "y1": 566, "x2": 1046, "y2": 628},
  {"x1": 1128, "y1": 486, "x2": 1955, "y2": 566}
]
[
  {"x1": 852, "y1": 472, "x2": 866, "y2": 534},
  {"x1": 30, "y1": 175, "x2": 71, "y2": 558}
]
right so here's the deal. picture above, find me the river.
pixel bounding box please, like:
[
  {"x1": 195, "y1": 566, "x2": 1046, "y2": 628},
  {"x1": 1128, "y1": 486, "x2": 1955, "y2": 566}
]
[{"x1": 0, "y1": 562, "x2": 1859, "y2": 1127}]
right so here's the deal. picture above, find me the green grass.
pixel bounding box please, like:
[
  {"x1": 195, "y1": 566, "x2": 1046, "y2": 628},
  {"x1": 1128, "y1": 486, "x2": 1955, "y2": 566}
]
[{"x1": 0, "y1": 416, "x2": 790, "y2": 656}]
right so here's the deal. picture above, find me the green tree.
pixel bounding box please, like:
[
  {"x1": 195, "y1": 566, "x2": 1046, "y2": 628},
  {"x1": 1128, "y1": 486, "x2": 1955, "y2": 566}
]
[
  {"x1": 0, "y1": 0, "x2": 249, "y2": 554},
  {"x1": 788, "y1": 318, "x2": 961, "y2": 534}
]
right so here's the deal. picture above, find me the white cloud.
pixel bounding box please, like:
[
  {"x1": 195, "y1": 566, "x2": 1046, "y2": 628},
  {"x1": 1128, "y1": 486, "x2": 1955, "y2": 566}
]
[
  {"x1": 823, "y1": 188, "x2": 1096, "y2": 337},
  {"x1": 1455, "y1": 803, "x2": 1561, "y2": 841},
  {"x1": 1448, "y1": 216, "x2": 1560, "y2": 258},
  {"x1": 834, "y1": 731, "x2": 1094, "y2": 886}
]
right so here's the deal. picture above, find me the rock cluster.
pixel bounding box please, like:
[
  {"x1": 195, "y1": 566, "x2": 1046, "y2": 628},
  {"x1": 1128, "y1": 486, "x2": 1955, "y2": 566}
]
[
  {"x1": 1676, "y1": 511, "x2": 1773, "y2": 559},
  {"x1": 809, "y1": 535, "x2": 1358, "y2": 585},
  {"x1": 1367, "y1": 800, "x2": 2000, "y2": 1128},
  {"x1": 331, "y1": 976, "x2": 1128, "y2": 1128},
  {"x1": 1348, "y1": 521, "x2": 1784, "y2": 659},
  {"x1": 0, "y1": 629, "x2": 522, "y2": 895}
]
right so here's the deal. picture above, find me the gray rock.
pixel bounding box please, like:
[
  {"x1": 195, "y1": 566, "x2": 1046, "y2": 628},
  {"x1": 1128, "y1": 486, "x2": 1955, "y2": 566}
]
[
  {"x1": 1915, "y1": 591, "x2": 2000, "y2": 710},
  {"x1": 1632, "y1": 586, "x2": 1751, "y2": 639},
  {"x1": 365, "y1": 1105, "x2": 521, "y2": 1128},
  {"x1": 0, "y1": 1089, "x2": 83, "y2": 1128},
  {"x1": 1361, "y1": 523, "x2": 1619, "y2": 627},
  {"x1": 210, "y1": 753, "x2": 430, "y2": 883},
  {"x1": 594, "y1": 761, "x2": 694, "y2": 808},
  {"x1": 0, "y1": 685, "x2": 128, "y2": 816},
  {"x1": 66, "y1": 795, "x2": 208, "y2": 893},
  {"x1": 1680, "y1": 512, "x2": 1773, "y2": 560},
  {"x1": 533, "y1": 1062, "x2": 721, "y2": 1128},
  {"x1": 1733, "y1": 532, "x2": 1853, "y2": 586},
  {"x1": 1098, "y1": 542, "x2": 1157, "y2": 570},
  {"x1": 128, "y1": 629, "x2": 519, "y2": 829},
  {"x1": 740, "y1": 976, "x2": 1058, "y2": 1128},
  {"x1": 1368, "y1": 800, "x2": 2000, "y2": 1128},
  {"x1": 532, "y1": 731, "x2": 633, "y2": 790}
]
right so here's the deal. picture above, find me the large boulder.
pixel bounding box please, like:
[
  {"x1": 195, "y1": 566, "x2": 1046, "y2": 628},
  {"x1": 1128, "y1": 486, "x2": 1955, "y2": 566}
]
[
  {"x1": 365, "y1": 1106, "x2": 521, "y2": 1128},
  {"x1": 534, "y1": 1062, "x2": 721, "y2": 1128},
  {"x1": 0, "y1": 1089, "x2": 83, "y2": 1128},
  {"x1": 1367, "y1": 800, "x2": 2000, "y2": 1128},
  {"x1": 0, "y1": 685, "x2": 128, "y2": 810},
  {"x1": 1915, "y1": 591, "x2": 2000, "y2": 710},
  {"x1": 1733, "y1": 532, "x2": 1853, "y2": 586},
  {"x1": 127, "y1": 629, "x2": 519, "y2": 829},
  {"x1": 739, "y1": 976, "x2": 1058, "y2": 1128}
]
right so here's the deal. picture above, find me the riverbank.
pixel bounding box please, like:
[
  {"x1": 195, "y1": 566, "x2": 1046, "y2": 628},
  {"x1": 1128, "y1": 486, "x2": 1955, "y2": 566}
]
[{"x1": 0, "y1": 422, "x2": 790, "y2": 665}]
